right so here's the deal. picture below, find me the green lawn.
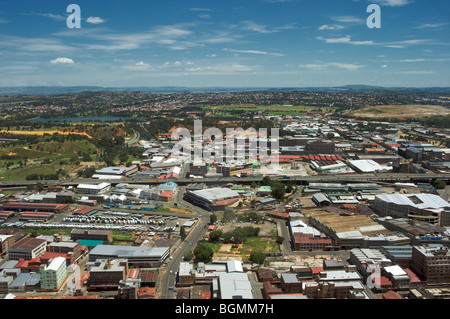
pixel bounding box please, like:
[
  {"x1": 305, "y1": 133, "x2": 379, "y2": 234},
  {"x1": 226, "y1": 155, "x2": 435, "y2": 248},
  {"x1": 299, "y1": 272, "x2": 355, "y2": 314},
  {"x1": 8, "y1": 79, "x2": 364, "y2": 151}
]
[{"x1": 201, "y1": 105, "x2": 335, "y2": 116}]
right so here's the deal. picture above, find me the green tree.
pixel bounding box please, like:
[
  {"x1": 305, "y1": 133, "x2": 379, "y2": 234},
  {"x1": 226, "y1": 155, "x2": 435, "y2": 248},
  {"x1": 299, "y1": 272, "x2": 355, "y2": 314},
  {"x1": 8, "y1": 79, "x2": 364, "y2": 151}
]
[
  {"x1": 249, "y1": 250, "x2": 266, "y2": 265},
  {"x1": 261, "y1": 176, "x2": 272, "y2": 186},
  {"x1": 276, "y1": 236, "x2": 284, "y2": 245},
  {"x1": 209, "y1": 213, "x2": 218, "y2": 225},
  {"x1": 183, "y1": 250, "x2": 194, "y2": 261},
  {"x1": 433, "y1": 179, "x2": 447, "y2": 189},
  {"x1": 209, "y1": 229, "x2": 223, "y2": 243},
  {"x1": 180, "y1": 227, "x2": 187, "y2": 240},
  {"x1": 194, "y1": 243, "x2": 214, "y2": 262},
  {"x1": 271, "y1": 181, "x2": 285, "y2": 200}
]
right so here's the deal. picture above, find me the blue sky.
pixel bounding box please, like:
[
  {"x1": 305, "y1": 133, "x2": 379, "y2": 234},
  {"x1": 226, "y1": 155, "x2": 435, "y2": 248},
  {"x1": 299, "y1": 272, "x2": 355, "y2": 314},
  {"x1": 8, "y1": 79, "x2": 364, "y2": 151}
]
[{"x1": 0, "y1": 0, "x2": 449, "y2": 88}]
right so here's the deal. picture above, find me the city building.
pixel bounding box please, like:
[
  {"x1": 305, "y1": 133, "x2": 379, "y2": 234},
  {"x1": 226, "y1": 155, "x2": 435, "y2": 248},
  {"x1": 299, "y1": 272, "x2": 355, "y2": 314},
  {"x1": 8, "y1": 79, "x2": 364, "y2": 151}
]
[
  {"x1": 373, "y1": 193, "x2": 450, "y2": 226},
  {"x1": 185, "y1": 188, "x2": 240, "y2": 211},
  {"x1": 88, "y1": 245, "x2": 170, "y2": 268},
  {"x1": 92, "y1": 166, "x2": 138, "y2": 179},
  {"x1": 76, "y1": 183, "x2": 111, "y2": 195},
  {"x1": 40, "y1": 257, "x2": 68, "y2": 291},
  {"x1": 411, "y1": 245, "x2": 450, "y2": 284},
  {"x1": 71, "y1": 229, "x2": 113, "y2": 244},
  {"x1": 85, "y1": 259, "x2": 129, "y2": 291},
  {"x1": 8, "y1": 237, "x2": 47, "y2": 260}
]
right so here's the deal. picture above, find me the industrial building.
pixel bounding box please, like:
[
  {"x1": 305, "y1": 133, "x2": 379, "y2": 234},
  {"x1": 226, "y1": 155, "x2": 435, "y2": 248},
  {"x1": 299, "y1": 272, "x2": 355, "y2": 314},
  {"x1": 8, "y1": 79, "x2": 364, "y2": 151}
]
[
  {"x1": 373, "y1": 193, "x2": 450, "y2": 226},
  {"x1": 76, "y1": 183, "x2": 111, "y2": 195},
  {"x1": 185, "y1": 188, "x2": 240, "y2": 211},
  {"x1": 85, "y1": 258, "x2": 129, "y2": 291},
  {"x1": 71, "y1": 229, "x2": 113, "y2": 244},
  {"x1": 303, "y1": 209, "x2": 410, "y2": 249},
  {"x1": 88, "y1": 245, "x2": 170, "y2": 268},
  {"x1": 1, "y1": 202, "x2": 70, "y2": 214},
  {"x1": 8, "y1": 237, "x2": 47, "y2": 261},
  {"x1": 92, "y1": 166, "x2": 138, "y2": 179},
  {"x1": 347, "y1": 160, "x2": 389, "y2": 174}
]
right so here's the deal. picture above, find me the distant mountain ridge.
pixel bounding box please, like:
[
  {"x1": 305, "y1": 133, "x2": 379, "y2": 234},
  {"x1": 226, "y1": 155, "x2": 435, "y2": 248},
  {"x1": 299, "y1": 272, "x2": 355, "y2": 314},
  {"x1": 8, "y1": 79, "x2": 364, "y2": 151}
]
[{"x1": 0, "y1": 85, "x2": 449, "y2": 95}]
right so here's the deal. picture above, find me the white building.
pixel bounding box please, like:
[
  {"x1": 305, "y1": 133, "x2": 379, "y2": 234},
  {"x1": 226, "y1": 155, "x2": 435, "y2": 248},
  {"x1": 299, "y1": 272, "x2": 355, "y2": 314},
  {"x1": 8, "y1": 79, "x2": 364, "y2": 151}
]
[
  {"x1": 40, "y1": 257, "x2": 68, "y2": 291},
  {"x1": 77, "y1": 183, "x2": 111, "y2": 195}
]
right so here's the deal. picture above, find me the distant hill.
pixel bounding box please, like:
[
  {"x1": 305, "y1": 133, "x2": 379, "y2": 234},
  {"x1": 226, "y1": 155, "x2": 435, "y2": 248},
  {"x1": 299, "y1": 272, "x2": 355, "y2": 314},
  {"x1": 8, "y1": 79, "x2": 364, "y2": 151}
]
[{"x1": 0, "y1": 85, "x2": 449, "y2": 95}]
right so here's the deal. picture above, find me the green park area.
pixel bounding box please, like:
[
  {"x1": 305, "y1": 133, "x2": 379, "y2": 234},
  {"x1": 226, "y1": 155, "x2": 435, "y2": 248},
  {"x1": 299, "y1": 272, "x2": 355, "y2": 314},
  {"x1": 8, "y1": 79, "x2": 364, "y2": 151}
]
[{"x1": 201, "y1": 104, "x2": 335, "y2": 116}]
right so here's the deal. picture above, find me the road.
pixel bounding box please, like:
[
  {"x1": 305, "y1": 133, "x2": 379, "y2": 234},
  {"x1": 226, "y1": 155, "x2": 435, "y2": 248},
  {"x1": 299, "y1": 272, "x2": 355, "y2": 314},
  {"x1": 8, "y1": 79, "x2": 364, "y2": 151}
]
[
  {"x1": 156, "y1": 192, "x2": 211, "y2": 299},
  {"x1": 1, "y1": 172, "x2": 449, "y2": 189}
]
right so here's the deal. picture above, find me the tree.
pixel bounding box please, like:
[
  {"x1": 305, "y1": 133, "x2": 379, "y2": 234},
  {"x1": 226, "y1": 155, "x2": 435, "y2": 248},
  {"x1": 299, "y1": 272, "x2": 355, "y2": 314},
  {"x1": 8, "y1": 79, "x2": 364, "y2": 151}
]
[
  {"x1": 209, "y1": 229, "x2": 223, "y2": 243},
  {"x1": 261, "y1": 176, "x2": 272, "y2": 186},
  {"x1": 209, "y1": 213, "x2": 218, "y2": 225},
  {"x1": 276, "y1": 236, "x2": 284, "y2": 245},
  {"x1": 222, "y1": 208, "x2": 236, "y2": 223},
  {"x1": 271, "y1": 181, "x2": 285, "y2": 200},
  {"x1": 433, "y1": 179, "x2": 447, "y2": 190},
  {"x1": 183, "y1": 250, "x2": 194, "y2": 261},
  {"x1": 194, "y1": 243, "x2": 214, "y2": 262},
  {"x1": 249, "y1": 250, "x2": 266, "y2": 265},
  {"x1": 180, "y1": 227, "x2": 187, "y2": 240}
]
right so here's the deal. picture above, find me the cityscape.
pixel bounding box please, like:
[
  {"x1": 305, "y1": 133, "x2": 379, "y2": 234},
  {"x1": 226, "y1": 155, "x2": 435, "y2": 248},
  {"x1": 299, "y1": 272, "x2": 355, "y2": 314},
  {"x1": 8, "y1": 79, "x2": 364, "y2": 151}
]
[{"x1": 0, "y1": 0, "x2": 449, "y2": 312}]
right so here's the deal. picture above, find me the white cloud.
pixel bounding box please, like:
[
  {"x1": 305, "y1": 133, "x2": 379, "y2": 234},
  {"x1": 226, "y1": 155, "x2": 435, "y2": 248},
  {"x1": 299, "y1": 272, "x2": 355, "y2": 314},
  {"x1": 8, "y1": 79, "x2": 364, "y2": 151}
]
[
  {"x1": 318, "y1": 24, "x2": 344, "y2": 31},
  {"x1": 50, "y1": 57, "x2": 75, "y2": 64},
  {"x1": 223, "y1": 48, "x2": 285, "y2": 57},
  {"x1": 241, "y1": 21, "x2": 296, "y2": 34},
  {"x1": 398, "y1": 70, "x2": 436, "y2": 74},
  {"x1": 380, "y1": 65, "x2": 388, "y2": 68},
  {"x1": 413, "y1": 23, "x2": 447, "y2": 29},
  {"x1": 332, "y1": 16, "x2": 364, "y2": 24},
  {"x1": 86, "y1": 17, "x2": 105, "y2": 24},
  {"x1": 299, "y1": 62, "x2": 363, "y2": 71},
  {"x1": 316, "y1": 36, "x2": 374, "y2": 46},
  {"x1": 371, "y1": 0, "x2": 412, "y2": 7}
]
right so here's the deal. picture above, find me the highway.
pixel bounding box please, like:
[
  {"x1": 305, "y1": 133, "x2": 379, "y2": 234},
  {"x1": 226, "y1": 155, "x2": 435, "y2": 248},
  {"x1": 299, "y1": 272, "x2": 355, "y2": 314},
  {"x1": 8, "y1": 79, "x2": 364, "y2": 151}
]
[{"x1": 1, "y1": 172, "x2": 449, "y2": 189}]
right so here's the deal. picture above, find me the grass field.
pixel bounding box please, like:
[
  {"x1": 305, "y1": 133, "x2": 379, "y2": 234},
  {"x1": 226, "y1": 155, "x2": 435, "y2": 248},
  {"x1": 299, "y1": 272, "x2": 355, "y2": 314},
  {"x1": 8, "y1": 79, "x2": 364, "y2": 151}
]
[
  {"x1": 202, "y1": 105, "x2": 334, "y2": 116},
  {"x1": 346, "y1": 104, "x2": 450, "y2": 120},
  {"x1": 0, "y1": 129, "x2": 93, "y2": 138},
  {"x1": 0, "y1": 163, "x2": 82, "y2": 181}
]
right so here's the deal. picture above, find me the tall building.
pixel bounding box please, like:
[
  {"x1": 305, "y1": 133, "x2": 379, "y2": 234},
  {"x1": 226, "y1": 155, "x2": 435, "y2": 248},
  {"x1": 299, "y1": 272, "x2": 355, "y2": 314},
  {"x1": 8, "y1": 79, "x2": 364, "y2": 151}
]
[
  {"x1": 411, "y1": 245, "x2": 450, "y2": 284},
  {"x1": 40, "y1": 257, "x2": 68, "y2": 291}
]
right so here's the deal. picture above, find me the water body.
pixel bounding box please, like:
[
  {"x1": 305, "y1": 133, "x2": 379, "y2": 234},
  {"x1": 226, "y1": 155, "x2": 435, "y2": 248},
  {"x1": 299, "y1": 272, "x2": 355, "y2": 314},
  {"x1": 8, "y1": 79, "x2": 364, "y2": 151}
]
[{"x1": 29, "y1": 116, "x2": 139, "y2": 123}]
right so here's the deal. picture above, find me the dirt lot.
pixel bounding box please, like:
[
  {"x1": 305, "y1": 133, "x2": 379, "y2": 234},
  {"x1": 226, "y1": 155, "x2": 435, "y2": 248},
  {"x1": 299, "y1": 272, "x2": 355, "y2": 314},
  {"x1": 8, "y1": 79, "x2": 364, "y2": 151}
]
[
  {"x1": 219, "y1": 220, "x2": 278, "y2": 237},
  {"x1": 347, "y1": 104, "x2": 450, "y2": 120}
]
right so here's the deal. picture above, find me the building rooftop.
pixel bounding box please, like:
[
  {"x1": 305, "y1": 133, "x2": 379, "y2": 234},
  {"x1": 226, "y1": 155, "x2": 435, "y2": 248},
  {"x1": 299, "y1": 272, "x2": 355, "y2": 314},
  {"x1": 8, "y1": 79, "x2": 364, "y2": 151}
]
[
  {"x1": 189, "y1": 188, "x2": 240, "y2": 202},
  {"x1": 376, "y1": 193, "x2": 450, "y2": 212}
]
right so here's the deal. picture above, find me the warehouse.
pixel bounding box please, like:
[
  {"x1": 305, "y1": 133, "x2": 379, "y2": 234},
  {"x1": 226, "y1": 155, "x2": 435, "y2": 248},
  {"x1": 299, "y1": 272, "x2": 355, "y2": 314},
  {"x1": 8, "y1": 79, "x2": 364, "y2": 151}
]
[
  {"x1": 88, "y1": 245, "x2": 170, "y2": 267},
  {"x1": 373, "y1": 193, "x2": 450, "y2": 226},
  {"x1": 185, "y1": 188, "x2": 240, "y2": 211},
  {"x1": 1, "y1": 202, "x2": 70, "y2": 214},
  {"x1": 77, "y1": 183, "x2": 111, "y2": 195},
  {"x1": 347, "y1": 160, "x2": 389, "y2": 174},
  {"x1": 92, "y1": 166, "x2": 138, "y2": 179}
]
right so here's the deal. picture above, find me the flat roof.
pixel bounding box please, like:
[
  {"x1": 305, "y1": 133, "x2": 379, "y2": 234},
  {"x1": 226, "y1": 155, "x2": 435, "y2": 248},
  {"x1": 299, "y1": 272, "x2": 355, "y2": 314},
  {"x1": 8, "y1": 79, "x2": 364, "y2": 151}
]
[{"x1": 189, "y1": 188, "x2": 240, "y2": 201}]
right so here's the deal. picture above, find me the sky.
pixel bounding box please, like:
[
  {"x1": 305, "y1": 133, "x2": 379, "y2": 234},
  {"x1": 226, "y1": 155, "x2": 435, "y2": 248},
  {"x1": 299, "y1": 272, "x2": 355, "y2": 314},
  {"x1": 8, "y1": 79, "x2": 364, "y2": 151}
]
[{"x1": 0, "y1": 0, "x2": 449, "y2": 88}]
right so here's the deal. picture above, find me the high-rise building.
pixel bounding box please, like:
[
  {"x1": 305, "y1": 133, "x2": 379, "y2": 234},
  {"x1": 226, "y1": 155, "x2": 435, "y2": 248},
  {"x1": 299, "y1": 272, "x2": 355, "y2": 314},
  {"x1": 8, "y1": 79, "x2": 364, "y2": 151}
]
[
  {"x1": 411, "y1": 245, "x2": 450, "y2": 284},
  {"x1": 40, "y1": 257, "x2": 68, "y2": 291}
]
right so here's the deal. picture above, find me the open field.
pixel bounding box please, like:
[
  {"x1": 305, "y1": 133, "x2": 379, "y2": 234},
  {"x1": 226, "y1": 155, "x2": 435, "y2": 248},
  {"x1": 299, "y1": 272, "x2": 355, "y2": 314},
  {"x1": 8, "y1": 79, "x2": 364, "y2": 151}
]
[
  {"x1": 0, "y1": 129, "x2": 93, "y2": 138},
  {"x1": 346, "y1": 104, "x2": 450, "y2": 120},
  {"x1": 202, "y1": 105, "x2": 335, "y2": 116}
]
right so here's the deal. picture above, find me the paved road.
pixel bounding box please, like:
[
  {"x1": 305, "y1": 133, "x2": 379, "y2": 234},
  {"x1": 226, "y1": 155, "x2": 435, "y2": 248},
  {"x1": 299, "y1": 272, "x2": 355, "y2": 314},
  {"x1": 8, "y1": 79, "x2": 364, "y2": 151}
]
[
  {"x1": 156, "y1": 196, "x2": 211, "y2": 299},
  {"x1": 1, "y1": 172, "x2": 448, "y2": 189}
]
